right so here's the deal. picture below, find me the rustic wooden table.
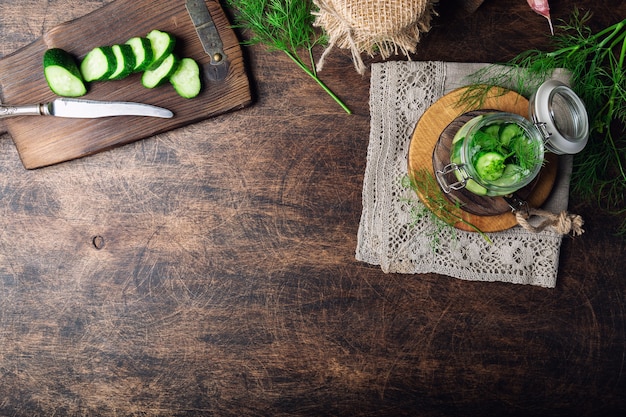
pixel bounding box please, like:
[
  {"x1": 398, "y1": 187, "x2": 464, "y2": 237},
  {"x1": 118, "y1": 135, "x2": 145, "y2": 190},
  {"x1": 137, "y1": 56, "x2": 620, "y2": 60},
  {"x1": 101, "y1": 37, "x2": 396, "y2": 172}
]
[{"x1": 1, "y1": 1, "x2": 625, "y2": 416}]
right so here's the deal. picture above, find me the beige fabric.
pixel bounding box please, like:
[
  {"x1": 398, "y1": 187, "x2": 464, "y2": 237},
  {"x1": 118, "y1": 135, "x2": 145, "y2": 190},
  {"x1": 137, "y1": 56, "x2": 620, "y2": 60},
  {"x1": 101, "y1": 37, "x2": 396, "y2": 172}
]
[{"x1": 313, "y1": 0, "x2": 438, "y2": 74}]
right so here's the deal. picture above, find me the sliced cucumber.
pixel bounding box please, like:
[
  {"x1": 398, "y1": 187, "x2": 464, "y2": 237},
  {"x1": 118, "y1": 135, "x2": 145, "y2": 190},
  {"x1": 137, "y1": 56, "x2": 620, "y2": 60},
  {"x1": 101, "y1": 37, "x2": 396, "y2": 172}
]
[
  {"x1": 499, "y1": 123, "x2": 524, "y2": 146},
  {"x1": 43, "y1": 48, "x2": 87, "y2": 97},
  {"x1": 490, "y1": 164, "x2": 524, "y2": 187},
  {"x1": 170, "y1": 57, "x2": 201, "y2": 98},
  {"x1": 483, "y1": 124, "x2": 500, "y2": 138},
  {"x1": 142, "y1": 53, "x2": 180, "y2": 88},
  {"x1": 146, "y1": 30, "x2": 176, "y2": 70},
  {"x1": 474, "y1": 151, "x2": 506, "y2": 181},
  {"x1": 80, "y1": 46, "x2": 116, "y2": 82},
  {"x1": 125, "y1": 37, "x2": 154, "y2": 72},
  {"x1": 108, "y1": 44, "x2": 136, "y2": 80},
  {"x1": 464, "y1": 179, "x2": 488, "y2": 195},
  {"x1": 452, "y1": 170, "x2": 488, "y2": 196},
  {"x1": 53, "y1": 29, "x2": 202, "y2": 100}
]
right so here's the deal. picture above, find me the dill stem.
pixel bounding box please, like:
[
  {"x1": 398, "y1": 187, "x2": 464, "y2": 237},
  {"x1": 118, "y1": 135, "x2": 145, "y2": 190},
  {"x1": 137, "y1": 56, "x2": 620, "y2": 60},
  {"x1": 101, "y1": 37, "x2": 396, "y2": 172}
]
[
  {"x1": 606, "y1": 129, "x2": 626, "y2": 184},
  {"x1": 618, "y1": 28, "x2": 626, "y2": 70},
  {"x1": 603, "y1": 34, "x2": 626, "y2": 185},
  {"x1": 440, "y1": 206, "x2": 493, "y2": 244},
  {"x1": 463, "y1": 223, "x2": 493, "y2": 244},
  {"x1": 546, "y1": 46, "x2": 578, "y2": 61},
  {"x1": 592, "y1": 19, "x2": 626, "y2": 43},
  {"x1": 307, "y1": 46, "x2": 317, "y2": 77},
  {"x1": 423, "y1": 196, "x2": 493, "y2": 244},
  {"x1": 550, "y1": 19, "x2": 626, "y2": 60},
  {"x1": 595, "y1": 21, "x2": 624, "y2": 49},
  {"x1": 608, "y1": 30, "x2": 626, "y2": 51},
  {"x1": 284, "y1": 50, "x2": 352, "y2": 114}
]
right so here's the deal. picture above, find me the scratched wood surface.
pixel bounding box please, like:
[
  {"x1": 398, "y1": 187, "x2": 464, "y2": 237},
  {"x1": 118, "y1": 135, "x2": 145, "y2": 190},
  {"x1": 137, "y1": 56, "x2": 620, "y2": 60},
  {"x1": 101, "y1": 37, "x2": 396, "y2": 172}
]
[{"x1": 1, "y1": 1, "x2": 625, "y2": 416}]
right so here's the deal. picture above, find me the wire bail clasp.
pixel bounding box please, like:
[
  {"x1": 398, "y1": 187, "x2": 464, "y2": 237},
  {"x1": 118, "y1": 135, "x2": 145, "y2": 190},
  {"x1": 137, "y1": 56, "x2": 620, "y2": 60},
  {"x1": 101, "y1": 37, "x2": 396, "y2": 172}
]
[{"x1": 435, "y1": 163, "x2": 470, "y2": 194}]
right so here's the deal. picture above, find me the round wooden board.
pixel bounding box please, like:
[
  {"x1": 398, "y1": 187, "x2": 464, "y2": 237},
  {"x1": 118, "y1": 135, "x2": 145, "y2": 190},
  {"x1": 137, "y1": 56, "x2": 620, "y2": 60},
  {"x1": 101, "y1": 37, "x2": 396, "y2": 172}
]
[{"x1": 407, "y1": 87, "x2": 559, "y2": 233}]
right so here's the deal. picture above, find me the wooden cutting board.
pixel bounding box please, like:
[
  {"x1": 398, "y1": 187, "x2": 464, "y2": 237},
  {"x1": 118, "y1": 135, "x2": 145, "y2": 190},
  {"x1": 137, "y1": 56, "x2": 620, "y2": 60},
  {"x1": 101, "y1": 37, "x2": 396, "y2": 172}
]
[{"x1": 0, "y1": 0, "x2": 252, "y2": 169}]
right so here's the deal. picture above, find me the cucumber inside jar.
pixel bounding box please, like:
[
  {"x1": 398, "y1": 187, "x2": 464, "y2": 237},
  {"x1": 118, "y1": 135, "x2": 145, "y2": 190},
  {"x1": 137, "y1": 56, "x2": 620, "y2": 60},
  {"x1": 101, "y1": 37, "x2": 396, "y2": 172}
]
[{"x1": 450, "y1": 115, "x2": 544, "y2": 196}]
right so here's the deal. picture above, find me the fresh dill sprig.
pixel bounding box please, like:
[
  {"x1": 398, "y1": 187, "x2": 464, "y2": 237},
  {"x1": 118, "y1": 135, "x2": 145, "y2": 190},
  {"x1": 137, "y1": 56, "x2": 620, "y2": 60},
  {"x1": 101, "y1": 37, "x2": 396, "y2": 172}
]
[
  {"x1": 471, "y1": 129, "x2": 544, "y2": 171},
  {"x1": 459, "y1": 9, "x2": 626, "y2": 234},
  {"x1": 401, "y1": 171, "x2": 492, "y2": 245},
  {"x1": 227, "y1": 0, "x2": 351, "y2": 114},
  {"x1": 509, "y1": 135, "x2": 545, "y2": 171}
]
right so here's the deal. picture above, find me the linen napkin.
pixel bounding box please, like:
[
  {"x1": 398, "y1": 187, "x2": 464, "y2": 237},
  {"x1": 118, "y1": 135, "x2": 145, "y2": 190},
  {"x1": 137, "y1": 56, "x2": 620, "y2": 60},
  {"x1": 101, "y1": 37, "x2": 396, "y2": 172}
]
[{"x1": 356, "y1": 61, "x2": 574, "y2": 288}]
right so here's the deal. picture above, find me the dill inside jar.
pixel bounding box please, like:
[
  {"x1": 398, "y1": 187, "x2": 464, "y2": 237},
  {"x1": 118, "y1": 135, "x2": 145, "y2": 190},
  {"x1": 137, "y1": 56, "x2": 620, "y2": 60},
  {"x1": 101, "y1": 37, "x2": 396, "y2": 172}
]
[{"x1": 448, "y1": 113, "x2": 545, "y2": 196}]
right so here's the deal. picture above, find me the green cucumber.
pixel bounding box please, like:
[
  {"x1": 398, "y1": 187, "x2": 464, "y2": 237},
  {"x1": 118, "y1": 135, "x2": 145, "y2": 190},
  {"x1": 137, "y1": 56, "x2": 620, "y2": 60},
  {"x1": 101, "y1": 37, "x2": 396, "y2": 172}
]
[
  {"x1": 80, "y1": 46, "x2": 116, "y2": 82},
  {"x1": 125, "y1": 37, "x2": 154, "y2": 72},
  {"x1": 108, "y1": 44, "x2": 136, "y2": 80},
  {"x1": 146, "y1": 30, "x2": 176, "y2": 70},
  {"x1": 474, "y1": 151, "x2": 506, "y2": 181},
  {"x1": 490, "y1": 164, "x2": 524, "y2": 187},
  {"x1": 452, "y1": 170, "x2": 488, "y2": 195},
  {"x1": 483, "y1": 124, "x2": 500, "y2": 138},
  {"x1": 464, "y1": 179, "x2": 488, "y2": 195},
  {"x1": 43, "y1": 48, "x2": 87, "y2": 97},
  {"x1": 50, "y1": 30, "x2": 201, "y2": 100},
  {"x1": 170, "y1": 57, "x2": 201, "y2": 98},
  {"x1": 142, "y1": 53, "x2": 180, "y2": 88},
  {"x1": 499, "y1": 123, "x2": 524, "y2": 146}
]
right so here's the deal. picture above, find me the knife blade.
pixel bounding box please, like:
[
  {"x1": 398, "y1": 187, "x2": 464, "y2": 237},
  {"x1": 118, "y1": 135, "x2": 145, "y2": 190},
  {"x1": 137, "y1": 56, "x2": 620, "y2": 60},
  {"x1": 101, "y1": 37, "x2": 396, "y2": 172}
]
[
  {"x1": 185, "y1": 0, "x2": 230, "y2": 82},
  {"x1": 0, "y1": 98, "x2": 173, "y2": 119}
]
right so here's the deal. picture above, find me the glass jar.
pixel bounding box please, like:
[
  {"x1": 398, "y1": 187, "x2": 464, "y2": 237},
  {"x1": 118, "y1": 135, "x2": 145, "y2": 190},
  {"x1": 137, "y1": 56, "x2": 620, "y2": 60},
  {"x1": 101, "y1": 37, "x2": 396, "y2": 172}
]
[{"x1": 436, "y1": 80, "x2": 589, "y2": 197}]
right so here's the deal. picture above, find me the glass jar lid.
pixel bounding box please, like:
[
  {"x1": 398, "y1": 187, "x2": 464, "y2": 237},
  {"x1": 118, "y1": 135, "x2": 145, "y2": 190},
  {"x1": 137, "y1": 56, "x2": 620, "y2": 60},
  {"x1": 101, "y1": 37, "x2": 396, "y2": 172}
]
[{"x1": 528, "y1": 79, "x2": 589, "y2": 155}]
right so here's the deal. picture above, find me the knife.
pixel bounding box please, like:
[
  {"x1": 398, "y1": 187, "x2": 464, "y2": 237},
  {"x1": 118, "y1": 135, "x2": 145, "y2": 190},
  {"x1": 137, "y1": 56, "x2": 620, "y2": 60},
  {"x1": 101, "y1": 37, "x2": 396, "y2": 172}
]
[
  {"x1": 0, "y1": 98, "x2": 173, "y2": 119},
  {"x1": 185, "y1": 0, "x2": 230, "y2": 81}
]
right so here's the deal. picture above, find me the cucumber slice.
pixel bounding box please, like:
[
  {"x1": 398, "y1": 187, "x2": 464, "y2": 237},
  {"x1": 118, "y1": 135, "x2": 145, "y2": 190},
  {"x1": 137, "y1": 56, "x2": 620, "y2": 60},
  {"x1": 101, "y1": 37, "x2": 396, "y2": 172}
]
[
  {"x1": 146, "y1": 30, "x2": 176, "y2": 70},
  {"x1": 464, "y1": 179, "x2": 488, "y2": 195},
  {"x1": 490, "y1": 164, "x2": 524, "y2": 187},
  {"x1": 80, "y1": 46, "x2": 116, "y2": 81},
  {"x1": 499, "y1": 123, "x2": 524, "y2": 146},
  {"x1": 43, "y1": 48, "x2": 87, "y2": 97},
  {"x1": 170, "y1": 57, "x2": 201, "y2": 98},
  {"x1": 108, "y1": 44, "x2": 136, "y2": 80},
  {"x1": 142, "y1": 53, "x2": 180, "y2": 88},
  {"x1": 452, "y1": 170, "x2": 488, "y2": 195},
  {"x1": 474, "y1": 151, "x2": 506, "y2": 181},
  {"x1": 483, "y1": 124, "x2": 500, "y2": 138},
  {"x1": 125, "y1": 37, "x2": 154, "y2": 72}
]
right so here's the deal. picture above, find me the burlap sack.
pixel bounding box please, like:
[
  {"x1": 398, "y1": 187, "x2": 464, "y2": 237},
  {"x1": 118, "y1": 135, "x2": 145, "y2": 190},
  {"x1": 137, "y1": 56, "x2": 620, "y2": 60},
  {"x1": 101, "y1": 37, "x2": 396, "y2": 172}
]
[{"x1": 313, "y1": 0, "x2": 439, "y2": 74}]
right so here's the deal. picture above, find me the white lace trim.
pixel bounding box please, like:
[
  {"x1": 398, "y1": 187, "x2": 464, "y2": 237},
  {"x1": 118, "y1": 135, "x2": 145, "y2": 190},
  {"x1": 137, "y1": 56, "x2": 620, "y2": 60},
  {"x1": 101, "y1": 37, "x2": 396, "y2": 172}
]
[{"x1": 356, "y1": 61, "x2": 564, "y2": 288}]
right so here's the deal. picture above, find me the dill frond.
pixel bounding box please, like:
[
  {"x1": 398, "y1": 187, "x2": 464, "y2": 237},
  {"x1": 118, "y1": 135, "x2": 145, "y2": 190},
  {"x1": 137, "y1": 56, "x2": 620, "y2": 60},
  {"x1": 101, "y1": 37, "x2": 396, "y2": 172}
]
[
  {"x1": 401, "y1": 171, "x2": 492, "y2": 245},
  {"x1": 459, "y1": 9, "x2": 626, "y2": 234},
  {"x1": 227, "y1": 0, "x2": 351, "y2": 113}
]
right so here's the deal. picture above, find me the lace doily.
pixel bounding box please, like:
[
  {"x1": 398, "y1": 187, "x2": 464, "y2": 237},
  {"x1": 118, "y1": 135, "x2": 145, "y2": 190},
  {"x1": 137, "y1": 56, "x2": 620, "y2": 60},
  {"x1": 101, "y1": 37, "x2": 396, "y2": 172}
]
[{"x1": 356, "y1": 61, "x2": 574, "y2": 288}]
